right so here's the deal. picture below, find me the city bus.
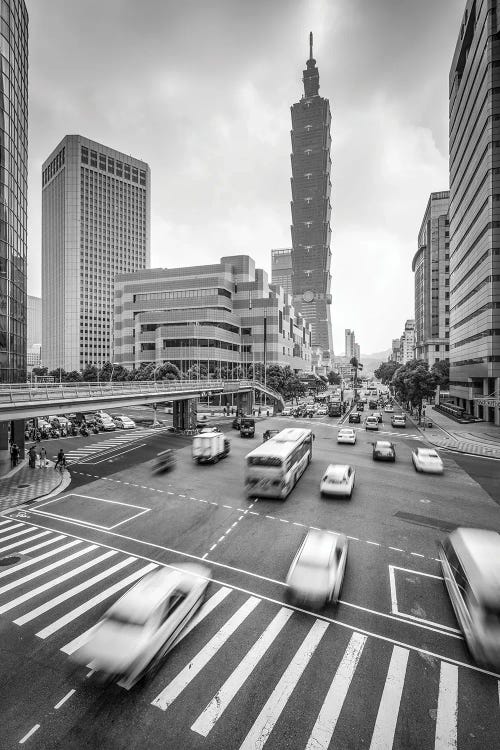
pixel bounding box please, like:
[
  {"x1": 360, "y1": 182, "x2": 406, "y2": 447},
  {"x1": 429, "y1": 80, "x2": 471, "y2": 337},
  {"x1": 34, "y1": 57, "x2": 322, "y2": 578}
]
[{"x1": 244, "y1": 428, "x2": 313, "y2": 499}]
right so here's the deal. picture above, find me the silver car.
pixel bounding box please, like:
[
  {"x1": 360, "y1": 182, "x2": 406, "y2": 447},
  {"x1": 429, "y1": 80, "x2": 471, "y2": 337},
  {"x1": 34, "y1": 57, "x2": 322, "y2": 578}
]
[{"x1": 286, "y1": 529, "x2": 348, "y2": 608}]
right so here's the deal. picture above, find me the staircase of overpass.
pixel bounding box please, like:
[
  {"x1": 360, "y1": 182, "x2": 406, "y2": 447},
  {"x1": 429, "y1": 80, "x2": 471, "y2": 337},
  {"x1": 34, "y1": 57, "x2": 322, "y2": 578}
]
[{"x1": 0, "y1": 379, "x2": 285, "y2": 422}]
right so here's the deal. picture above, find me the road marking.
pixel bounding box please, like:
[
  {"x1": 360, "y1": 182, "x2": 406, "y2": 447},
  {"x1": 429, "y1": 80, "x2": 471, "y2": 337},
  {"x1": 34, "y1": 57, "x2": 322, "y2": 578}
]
[
  {"x1": 0, "y1": 522, "x2": 24, "y2": 534},
  {"x1": 0, "y1": 530, "x2": 52, "y2": 555},
  {"x1": 0, "y1": 540, "x2": 82, "y2": 592},
  {"x1": 191, "y1": 607, "x2": 293, "y2": 736},
  {"x1": 369, "y1": 646, "x2": 409, "y2": 749},
  {"x1": 239, "y1": 620, "x2": 329, "y2": 750},
  {"x1": 0, "y1": 527, "x2": 35, "y2": 545},
  {"x1": 435, "y1": 662, "x2": 458, "y2": 749},
  {"x1": 389, "y1": 547, "x2": 404, "y2": 552},
  {"x1": 57, "y1": 563, "x2": 158, "y2": 650},
  {"x1": 54, "y1": 689, "x2": 75, "y2": 710},
  {"x1": 14, "y1": 555, "x2": 134, "y2": 626},
  {"x1": 367, "y1": 541, "x2": 380, "y2": 546},
  {"x1": 410, "y1": 552, "x2": 425, "y2": 558},
  {"x1": 0, "y1": 537, "x2": 73, "y2": 580},
  {"x1": 19, "y1": 724, "x2": 40, "y2": 744},
  {"x1": 305, "y1": 632, "x2": 367, "y2": 750},
  {"x1": 152, "y1": 597, "x2": 260, "y2": 710}
]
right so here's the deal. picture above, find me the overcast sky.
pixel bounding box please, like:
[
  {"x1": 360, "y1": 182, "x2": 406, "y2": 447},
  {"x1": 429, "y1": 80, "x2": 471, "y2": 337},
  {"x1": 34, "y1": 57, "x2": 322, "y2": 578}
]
[{"x1": 25, "y1": 0, "x2": 465, "y2": 355}]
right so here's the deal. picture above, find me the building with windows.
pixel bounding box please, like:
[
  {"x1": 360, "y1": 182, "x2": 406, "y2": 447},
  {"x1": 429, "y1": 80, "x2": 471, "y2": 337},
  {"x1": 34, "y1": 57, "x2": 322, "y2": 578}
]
[
  {"x1": 114, "y1": 255, "x2": 312, "y2": 375},
  {"x1": 345, "y1": 329, "x2": 355, "y2": 361},
  {"x1": 354, "y1": 343, "x2": 360, "y2": 363},
  {"x1": 289, "y1": 33, "x2": 334, "y2": 364},
  {"x1": 401, "y1": 319, "x2": 416, "y2": 364},
  {"x1": 390, "y1": 338, "x2": 402, "y2": 364},
  {"x1": 412, "y1": 191, "x2": 450, "y2": 367},
  {"x1": 41, "y1": 135, "x2": 150, "y2": 372},
  {"x1": 0, "y1": 0, "x2": 28, "y2": 383},
  {"x1": 271, "y1": 248, "x2": 293, "y2": 295},
  {"x1": 448, "y1": 1, "x2": 500, "y2": 424},
  {"x1": 27, "y1": 295, "x2": 42, "y2": 372}
]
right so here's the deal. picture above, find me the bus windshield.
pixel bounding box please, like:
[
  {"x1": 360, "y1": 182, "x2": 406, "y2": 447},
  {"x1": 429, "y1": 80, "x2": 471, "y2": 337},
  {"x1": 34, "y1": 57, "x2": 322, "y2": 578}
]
[{"x1": 247, "y1": 456, "x2": 283, "y2": 467}]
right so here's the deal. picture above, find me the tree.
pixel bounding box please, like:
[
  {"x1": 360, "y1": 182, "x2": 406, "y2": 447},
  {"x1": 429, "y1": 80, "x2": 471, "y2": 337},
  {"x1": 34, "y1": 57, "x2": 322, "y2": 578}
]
[
  {"x1": 374, "y1": 360, "x2": 400, "y2": 384},
  {"x1": 32, "y1": 366, "x2": 48, "y2": 378},
  {"x1": 65, "y1": 370, "x2": 83, "y2": 382},
  {"x1": 49, "y1": 367, "x2": 67, "y2": 382},
  {"x1": 431, "y1": 360, "x2": 449, "y2": 389},
  {"x1": 391, "y1": 360, "x2": 436, "y2": 417},
  {"x1": 82, "y1": 364, "x2": 98, "y2": 382},
  {"x1": 157, "y1": 362, "x2": 181, "y2": 381},
  {"x1": 327, "y1": 371, "x2": 341, "y2": 385}
]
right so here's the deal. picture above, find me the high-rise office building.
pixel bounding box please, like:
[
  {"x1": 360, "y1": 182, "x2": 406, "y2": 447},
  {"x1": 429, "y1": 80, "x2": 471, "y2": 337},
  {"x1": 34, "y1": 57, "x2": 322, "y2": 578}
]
[
  {"x1": 42, "y1": 135, "x2": 150, "y2": 372},
  {"x1": 289, "y1": 33, "x2": 333, "y2": 364},
  {"x1": 27, "y1": 295, "x2": 42, "y2": 371},
  {"x1": 345, "y1": 329, "x2": 355, "y2": 361},
  {"x1": 401, "y1": 319, "x2": 416, "y2": 364},
  {"x1": 271, "y1": 248, "x2": 293, "y2": 295},
  {"x1": 449, "y1": 1, "x2": 500, "y2": 424},
  {"x1": 0, "y1": 0, "x2": 28, "y2": 383},
  {"x1": 354, "y1": 343, "x2": 360, "y2": 363},
  {"x1": 413, "y1": 191, "x2": 450, "y2": 367}
]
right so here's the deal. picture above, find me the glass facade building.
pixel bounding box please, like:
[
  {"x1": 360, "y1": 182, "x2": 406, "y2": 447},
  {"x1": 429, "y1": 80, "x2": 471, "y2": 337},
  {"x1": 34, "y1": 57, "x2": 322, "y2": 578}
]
[
  {"x1": 449, "y1": 0, "x2": 500, "y2": 424},
  {"x1": 42, "y1": 135, "x2": 150, "y2": 372},
  {"x1": 289, "y1": 34, "x2": 334, "y2": 364},
  {"x1": 271, "y1": 248, "x2": 293, "y2": 295},
  {"x1": 412, "y1": 191, "x2": 450, "y2": 367},
  {"x1": 0, "y1": 0, "x2": 28, "y2": 382}
]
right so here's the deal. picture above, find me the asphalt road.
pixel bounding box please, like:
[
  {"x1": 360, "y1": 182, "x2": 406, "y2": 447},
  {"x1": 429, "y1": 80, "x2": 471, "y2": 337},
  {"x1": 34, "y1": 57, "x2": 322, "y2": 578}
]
[{"x1": 1, "y1": 412, "x2": 499, "y2": 749}]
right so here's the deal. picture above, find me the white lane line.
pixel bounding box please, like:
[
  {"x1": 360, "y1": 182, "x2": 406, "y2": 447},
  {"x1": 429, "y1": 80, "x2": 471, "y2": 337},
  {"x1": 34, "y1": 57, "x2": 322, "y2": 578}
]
[
  {"x1": 0, "y1": 548, "x2": 112, "y2": 614},
  {"x1": 0, "y1": 531, "x2": 52, "y2": 556},
  {"x1": 305, "y1": 632, "x2": 367, "y2": 750},
  {"x1": 19, "y1": 724, "x2": 40, "y2": 744},
  {"x1": 368, "y1": 646, "x2": 409, "y2": 750},
  {"x1": 16, "y1": 534, "x2": 65, "y2": 555},
  {"x1": 388, "y1": 566, "x2": 398, "y2": 614},
  {"x1": 54, "y1": 689, "x2": 75, "y2": 710},
  {"x1": 209, "y1": 544, "x2": 217, "y2": 552},
  {"x1": 58, "y1": 563, "x2": 157, "y2": 651},
  {"x1": 366, "y1": 541, "x2": 380, "y2": 546},
  {"x1": 192, "y1": 607, "x2": 293, "y2": 737},
  {"x1": 0, "y1": 537, "x2": 73, "y2": 580},
  {"x1": 0, "y1": 527, "x2": 35, "y2": 545},
  {"x1": 410, "y1": 553, "x2": 425, "y2": 558},
  {"x1": 0, "y1": 522, "x2": 24, "y2": 534},
  {"x1": 239, "y1": 619, "x2": 329, "y2": 750},
  {"x1": 14, "y1": 554, "x2": 134, "y2": 625},
  {"x1": 434, "y1": 662, "x2": 458, "y2": 750},
  {"x1": 0, "y1": 540, "x2": 83, "y2": 590},
  {"x1": 0, "y1": 519, "x2": 14, "y2": 526},
  {"x1": 389, "y1": 547, "x2": 404, "y2": 552},
  {"x1": 152, "y1": 597, "x2": 260, "y2": 711}
]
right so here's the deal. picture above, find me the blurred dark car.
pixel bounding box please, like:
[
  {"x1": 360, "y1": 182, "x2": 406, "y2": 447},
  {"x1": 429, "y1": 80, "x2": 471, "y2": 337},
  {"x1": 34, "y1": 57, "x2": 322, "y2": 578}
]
[
  {"x1": 356, "y1": 403, "x2": 364, "y2": 412},
  {"x1": 372, "y1": 440, "x2": 396, "y2": 462},
  {"x1": 198, "y1": 425, "x2": 222, "y2": 433},
  {"x1": 152, "y1": 448, "x2": 176, "y2": 473},
  {"x1": 263, "y1": 429, "x2": 280, "y2": 442},
  {"x1": 348, "y1": 412, "x2": 361, "y2": 424}
]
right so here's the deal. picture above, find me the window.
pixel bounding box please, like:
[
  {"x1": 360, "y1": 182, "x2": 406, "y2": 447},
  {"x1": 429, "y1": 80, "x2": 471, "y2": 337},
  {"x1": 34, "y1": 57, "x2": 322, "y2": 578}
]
[{"x1": 435, "y1": 345, "x2": 440, "y2": 352}]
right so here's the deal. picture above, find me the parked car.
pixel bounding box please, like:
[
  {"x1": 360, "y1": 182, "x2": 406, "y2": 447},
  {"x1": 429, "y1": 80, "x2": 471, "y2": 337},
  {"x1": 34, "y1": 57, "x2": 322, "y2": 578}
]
[
  {"x1": 365, "y1": 416, "x2": 379, "y2": 431},
  {"x1": 97, "y1": 416, "x2": 116, "y2": 431},
  {"x1": 348, "y1": 412, "x2": 361, "y2": 424},
  {"x1": 286, "y1": 529, "x2": 348, "y2": 608},
  {"x1": 320, "y1": 464, "x2": 355, "y2": 498},
  {"x1": 337, "y1": 427, "x2": 356, "y2": 445},
  {"x1": 281, "y1": 408, "x2": 293, "y2": 416},
  {"x1": 372, "y1": 440, "x2": 396, "y2": 461},
  {"x1": 152, "y1": 448, "x2": 176, "y2": 473},
  {"x1": 72, "y1": 563, "x2": 211, "y2": 688},
  {"x1": 113, "y1": 415, "x2": 136, "y2": 429},
  {"x1": 412, "y1": 447, "x2": 444, "y2": 474},
  {"x1": 317, "y1": 407, "x2": 328, "y2": 416}
]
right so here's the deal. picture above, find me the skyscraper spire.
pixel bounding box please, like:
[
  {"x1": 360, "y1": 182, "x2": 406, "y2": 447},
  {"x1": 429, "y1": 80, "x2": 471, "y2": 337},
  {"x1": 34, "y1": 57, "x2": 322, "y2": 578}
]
[{"x1": 303, "y1": 31, "x2": 319, "y2": 97}]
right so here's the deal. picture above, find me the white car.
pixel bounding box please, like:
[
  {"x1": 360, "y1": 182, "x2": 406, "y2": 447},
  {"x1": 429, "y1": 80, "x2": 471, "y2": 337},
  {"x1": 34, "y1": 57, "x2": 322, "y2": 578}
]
[
  {"x1": 365, "y1": 416, "x2": 379, "y2": 431},
  {"x1": 337, "y1": 427, "x2": 356, "y2": 445},
  {"x1": 97, "y1": 416, "x2": 116, "y2": 431},
  {"x1": 320, "y1": 464, "x2": 355, "y2": 497},
  {"x1": 281, "y1": 408, "x2": 293, "y2": 417},
  {"x1": 384, "y1": 405, "x2": 394, "y2": 413},
  {"x1": 113, "y1": 415, "x2": 136, "y2": 429},
  {"x1": 412, "y1": 448, "x2": 444, "y2": 474},
  {"x1": 317, "y1": 407, "x2": 328, "y2": 416},
  {"x1": 286, "y1": 529, "x2": 348, "y2": 608},
  {"x1": 72, "y1": 563, "x2": 210, "y2": 688}
]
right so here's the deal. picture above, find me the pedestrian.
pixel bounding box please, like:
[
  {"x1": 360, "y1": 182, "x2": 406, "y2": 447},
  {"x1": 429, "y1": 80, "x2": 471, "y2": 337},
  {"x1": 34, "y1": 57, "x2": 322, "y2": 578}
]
[
  {"x1": 267, "y1": 409, "x2": 269, "y2": 417},
  {"x1": 28, "y1": 445, "x2": 36, "y2": 469},
  {"x1": 39, "y1": 446, "x2": 47, "y2": 468},
  {"x1": 54, "y1": 448, "x2": 66, "y2": 472},
  {"x1": 11, "y1": 442, "x2": 19, "y2": 467},
  {"x1": 258, "y1": 407, "x2": 261, "y2": 416}
]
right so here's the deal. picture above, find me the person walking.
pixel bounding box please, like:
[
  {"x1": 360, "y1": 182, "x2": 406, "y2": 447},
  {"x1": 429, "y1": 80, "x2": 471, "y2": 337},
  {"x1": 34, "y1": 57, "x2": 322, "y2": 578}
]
[
  {"x1": 28, "y1": 445, "x2": 37, "y2": 469},
  {"x1": 54, "y1": 448, "x2": 66, "y2": 472},
  {"x1": 10, "y1": 442, "x2": 19, "y2": 467},
  {"x1": 39, "y1": 446, "x2": 47, "y2": 468}
]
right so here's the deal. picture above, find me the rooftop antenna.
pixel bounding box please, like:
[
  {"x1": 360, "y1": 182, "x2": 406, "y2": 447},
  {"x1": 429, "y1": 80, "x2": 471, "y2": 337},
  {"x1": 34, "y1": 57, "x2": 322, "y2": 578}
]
[{"x1": 309, "y1": 31, "x2": 313, "y2": 60}]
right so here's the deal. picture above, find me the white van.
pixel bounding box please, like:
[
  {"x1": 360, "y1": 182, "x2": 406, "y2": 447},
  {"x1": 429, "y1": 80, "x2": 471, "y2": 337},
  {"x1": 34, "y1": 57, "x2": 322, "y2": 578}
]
[{"x1": 439, "y1": 528, "x2": 500, "y2": 668}]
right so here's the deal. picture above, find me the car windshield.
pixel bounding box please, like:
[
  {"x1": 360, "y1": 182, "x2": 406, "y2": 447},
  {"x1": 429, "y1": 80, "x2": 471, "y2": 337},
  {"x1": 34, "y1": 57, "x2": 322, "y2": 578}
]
[{"x1": 105, "y1": 609, "x2": 147, "y2": 627}]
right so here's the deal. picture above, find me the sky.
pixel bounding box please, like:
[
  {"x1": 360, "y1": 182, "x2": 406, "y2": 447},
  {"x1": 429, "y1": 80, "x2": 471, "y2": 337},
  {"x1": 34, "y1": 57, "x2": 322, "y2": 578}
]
[{"x1": 25, "y1": 0, "x2": 466, "y2": 355}]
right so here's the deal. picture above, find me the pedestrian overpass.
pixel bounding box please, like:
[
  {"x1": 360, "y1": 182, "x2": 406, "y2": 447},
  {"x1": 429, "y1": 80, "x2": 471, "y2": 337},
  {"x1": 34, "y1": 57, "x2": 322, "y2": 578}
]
[{"x1": 0, "y1": 379, "x2": 284, "y2": 422}]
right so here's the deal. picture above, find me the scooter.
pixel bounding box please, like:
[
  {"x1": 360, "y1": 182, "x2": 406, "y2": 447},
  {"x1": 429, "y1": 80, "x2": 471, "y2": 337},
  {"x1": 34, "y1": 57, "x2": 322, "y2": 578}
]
[
  {"x1": 92, "y1": 424, "x2": 99, "y2": 434},
  {"x1": 80, "y1": 425, "x2": 89, "y2": 437}
]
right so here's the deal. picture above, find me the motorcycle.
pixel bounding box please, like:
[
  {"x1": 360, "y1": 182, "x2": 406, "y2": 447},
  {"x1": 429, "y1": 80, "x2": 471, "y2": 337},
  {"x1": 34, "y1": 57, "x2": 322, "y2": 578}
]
[
  {"x1": 92, "y1": 424, "x2": 99, "y2": 434},
  {"x1": 49, "y1": 427, "x2": 61, "y2": 439},
  {"x1": 80, "y1": 425, "x2": 89, "y2": 437}
]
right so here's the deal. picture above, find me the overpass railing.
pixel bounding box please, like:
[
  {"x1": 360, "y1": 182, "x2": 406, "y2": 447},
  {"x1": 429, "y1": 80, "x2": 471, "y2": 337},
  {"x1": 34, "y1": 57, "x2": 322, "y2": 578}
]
[{"x1": 0, "y1": 379, "x2": 284, "y2": 406}]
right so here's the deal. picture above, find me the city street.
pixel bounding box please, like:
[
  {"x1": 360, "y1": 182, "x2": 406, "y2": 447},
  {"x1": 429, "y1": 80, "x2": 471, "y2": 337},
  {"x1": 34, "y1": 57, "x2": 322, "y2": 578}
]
[{"x1": 0, "y1": 414, "x2": 499, "y2": 749}]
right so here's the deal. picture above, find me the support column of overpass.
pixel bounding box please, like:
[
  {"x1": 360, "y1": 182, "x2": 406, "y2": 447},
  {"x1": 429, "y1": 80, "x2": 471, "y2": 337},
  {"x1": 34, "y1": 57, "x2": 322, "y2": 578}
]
[
  {"x1": 173, "y1": 399, "x2": 198, "y2": 431},
  {"x1": 236, "y1": 390, "x2": 254, "y2": 415},
  {"x1": 0, "y1": 419, "x2": 25, "y2": 476}
]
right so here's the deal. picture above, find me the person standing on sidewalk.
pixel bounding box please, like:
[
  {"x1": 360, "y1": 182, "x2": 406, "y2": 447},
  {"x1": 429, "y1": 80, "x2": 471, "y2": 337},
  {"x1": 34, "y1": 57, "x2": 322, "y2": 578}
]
[
  {"x1": 10, "y1": 442, "x2": 19, "y2": 467},
  {"x1": 39, "y1": 446, "x2": 47, "y2": 468},
  {"x1": 54, "y1": 448, "x2": 66, "y2": 472},
  {"x1": 28, "y1": 445, "x2": 37, "y2": 469}
]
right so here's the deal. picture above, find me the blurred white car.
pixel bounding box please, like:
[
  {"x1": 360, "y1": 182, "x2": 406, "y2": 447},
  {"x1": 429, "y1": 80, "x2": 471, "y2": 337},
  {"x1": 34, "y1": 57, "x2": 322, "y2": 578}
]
[
  {"x1": 113, "y1": 415, "x2": 136, "y2": 429},
  {"x1": 281, "y1": 408, "x2": 293, "y2": 416},
  {"x1": 320, "y1": 464, "x2": 355, "y2": 497},
  {"x1": 337, "y1": 427, "x2": 356, "y2": 445},
  {"x1": 317, "y1": 407, "x2": 328, "y2": 416},
  {"x1": 384, "y1": 405, "x2": 394, "y2": 413},
  {"x1": 72, "y1": 563, "x2": 210, "y2": 688},
  {"x1": 412, "y1": 447, "x2": 444, "y2": 474},
  {"x1": 286, "y1": 529, "x2": 348, "y2": 607}
]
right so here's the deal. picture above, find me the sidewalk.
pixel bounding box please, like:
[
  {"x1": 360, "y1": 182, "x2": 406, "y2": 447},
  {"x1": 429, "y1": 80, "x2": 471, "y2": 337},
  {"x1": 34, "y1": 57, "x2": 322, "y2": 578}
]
[
  {"x1": 407, "y1": 406, "x2": 500, "y2": 459},
  {"x1": 0, "y1": 460, "x2": 68, "y2": 513}
]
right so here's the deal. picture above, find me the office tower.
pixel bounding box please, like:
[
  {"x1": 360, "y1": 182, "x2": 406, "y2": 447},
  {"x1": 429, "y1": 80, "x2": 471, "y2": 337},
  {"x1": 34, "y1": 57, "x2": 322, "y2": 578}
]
[
  {"x1": 401, "y1": 320, "x2": 415, "y2": 364},
  {"x1": 345, "y1": 329, "x2": 355, "y2": 361},
  {"x1": 449, "y1": 1, "x2": 500, "y2": 424},
  {"x1": 289, "y1": 33, "x2": 333, "y2": 363},
  {"x1": 354, "y1": 343, "x2": 360, "y2": 363},
  {"x1": 391, "y1": 339, "x2": 402, "y2": 363},
  {"x1": 114, "y1": 255, "x2": 312, "y2": 374},
  {"x1": 42, "y1": 135, "x2": 150, "y2": 372},
  {"x1": 0, "y1": 1, "x2": 28, "y2": 382},
  {"x1": 413, "y1": 191, "x2": 450, "y2": 367},
  {"x1": 271, "y1": 248, "x2": 293, "y2": 295},
  {"x1": 27, "y1": 295, "x2": 42, "y2": 370}
]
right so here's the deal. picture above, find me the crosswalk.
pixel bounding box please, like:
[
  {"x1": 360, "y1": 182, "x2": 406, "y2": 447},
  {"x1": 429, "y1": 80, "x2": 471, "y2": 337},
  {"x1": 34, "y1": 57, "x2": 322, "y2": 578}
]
[
  {"x1": 60, "y1": 427, "x2": 167, "y2": 465},
  {"x1": 0, "y1": 517, "x2": 498, "y2": 749}
]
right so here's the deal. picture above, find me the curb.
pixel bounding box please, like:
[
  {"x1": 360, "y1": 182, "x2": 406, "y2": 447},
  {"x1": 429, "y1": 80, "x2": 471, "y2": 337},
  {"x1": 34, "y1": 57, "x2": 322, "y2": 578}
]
[
  {"x1": 405, "y1": 413, "x2": 500, "y2": 460},
  {"x1": 1, "y1": 467, "x2": 68, "y2": 512}
]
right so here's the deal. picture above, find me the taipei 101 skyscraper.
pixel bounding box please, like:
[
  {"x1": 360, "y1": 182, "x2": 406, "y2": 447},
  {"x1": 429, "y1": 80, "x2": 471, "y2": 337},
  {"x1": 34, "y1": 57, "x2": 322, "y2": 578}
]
[{"x1": 290, "y1": 33, "x2": 333, "y2": 363}]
